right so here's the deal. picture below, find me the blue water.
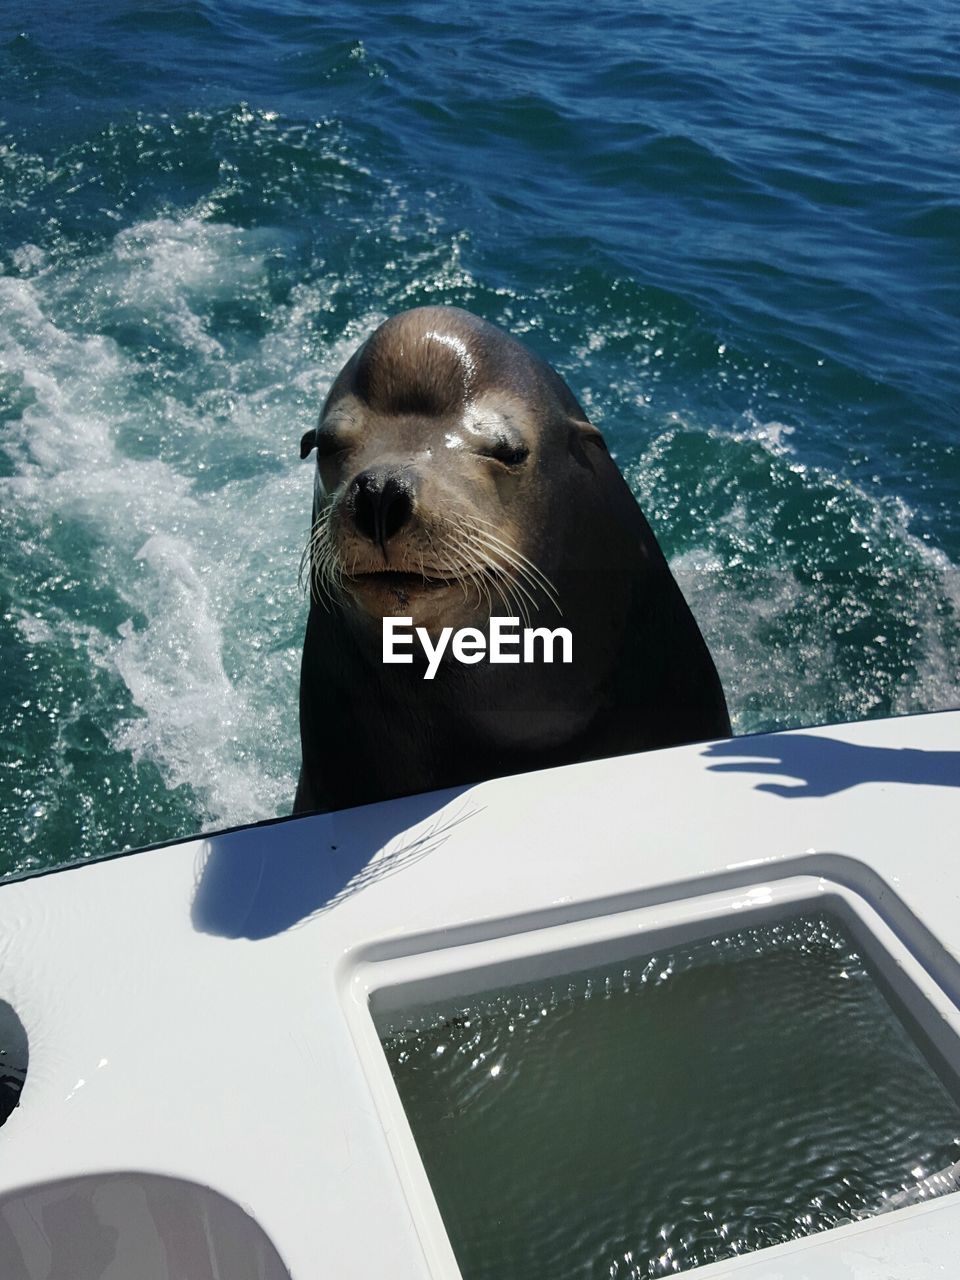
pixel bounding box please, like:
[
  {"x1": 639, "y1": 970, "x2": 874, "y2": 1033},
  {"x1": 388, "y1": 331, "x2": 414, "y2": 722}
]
[{"x1": 1, "y1": 1, "x2": 958, "y2": 874}]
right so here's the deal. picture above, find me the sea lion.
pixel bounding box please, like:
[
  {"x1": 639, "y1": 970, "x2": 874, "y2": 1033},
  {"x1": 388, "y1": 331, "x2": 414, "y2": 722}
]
[{"x1": 295, "y1": 306, "x2": 730, "y2": 813}]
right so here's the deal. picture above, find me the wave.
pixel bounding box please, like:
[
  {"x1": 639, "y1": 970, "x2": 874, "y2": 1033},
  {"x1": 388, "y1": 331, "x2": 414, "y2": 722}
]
[{"x1": 1, "y1": 87, "x2": 957, "y2": 870}]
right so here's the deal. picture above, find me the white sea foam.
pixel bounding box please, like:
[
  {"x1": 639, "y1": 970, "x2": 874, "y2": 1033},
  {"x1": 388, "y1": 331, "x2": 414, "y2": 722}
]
[
  {"x1": 637, "y1": 416, "x2": 960, "y2": 732},
  {"x1": 14, "y1": 613, "x2": 55, "y2": 646},
  {"x1": 111, "y1": 534, "x2": 267, "y2": 826},
  {"x1": 0, "y1": 213, "x2": 385, "y2": 829},
  {"x1": 110, "y1": 217, "x2": 275, "y2": 359},
  {"x1": 3, "y1": 204, "x2": 957, "y2": 844}
]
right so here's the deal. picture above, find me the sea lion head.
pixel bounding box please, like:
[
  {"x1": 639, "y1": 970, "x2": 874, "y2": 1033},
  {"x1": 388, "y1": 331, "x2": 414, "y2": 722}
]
[{"x1": 300, "y1": 306, "x2": 610, "y2": 634}]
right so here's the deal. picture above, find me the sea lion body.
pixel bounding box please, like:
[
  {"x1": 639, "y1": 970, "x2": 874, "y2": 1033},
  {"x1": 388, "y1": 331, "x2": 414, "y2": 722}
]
[{"x1": 295, "y1": 307, "x2": 729, "y2": 813}]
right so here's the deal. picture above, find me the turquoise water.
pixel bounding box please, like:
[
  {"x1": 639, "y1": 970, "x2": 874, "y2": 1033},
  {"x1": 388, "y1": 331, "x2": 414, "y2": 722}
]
[
  {"x1": 1, "y1": 2, "x2": 959, "y2": 873},
  {"x1": 380, "y1": 913, "x2": 960, "y2": 1278}
]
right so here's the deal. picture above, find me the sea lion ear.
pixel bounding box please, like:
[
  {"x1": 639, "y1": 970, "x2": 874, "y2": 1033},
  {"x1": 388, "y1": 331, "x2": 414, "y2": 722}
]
[
  {"x1": 300, "y1": 428, "x2": 318, "y2": 460},
  {"x1": 574, "y1": 418, "x2": 608, "y2": 451}
]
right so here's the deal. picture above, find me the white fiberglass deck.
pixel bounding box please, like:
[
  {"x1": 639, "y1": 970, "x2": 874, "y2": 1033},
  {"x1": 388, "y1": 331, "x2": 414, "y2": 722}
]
[{"x1": 0, "y1": 710, "x2": 958, "y2": 1278}]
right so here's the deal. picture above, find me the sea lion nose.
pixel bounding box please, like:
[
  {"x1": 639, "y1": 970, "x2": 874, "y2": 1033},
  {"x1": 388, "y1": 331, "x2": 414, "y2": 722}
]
[{"x1": 350, "y1": 468, "x2": 415, "y2": 546}]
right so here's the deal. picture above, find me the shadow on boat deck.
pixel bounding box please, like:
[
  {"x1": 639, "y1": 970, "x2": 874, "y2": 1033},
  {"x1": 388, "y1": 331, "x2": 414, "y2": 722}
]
[
  {"x1": 703, "y1": 733, "x2": 960, "y2": 797},
  {"x1": 191, "y1": 785, "x2": 476, "y2": 940}
]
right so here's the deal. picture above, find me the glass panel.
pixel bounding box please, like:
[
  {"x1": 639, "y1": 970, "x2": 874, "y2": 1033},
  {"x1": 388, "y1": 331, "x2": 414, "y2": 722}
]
[{"x1": 379, "y1": 912, "x2": 960, "y2": 1279}]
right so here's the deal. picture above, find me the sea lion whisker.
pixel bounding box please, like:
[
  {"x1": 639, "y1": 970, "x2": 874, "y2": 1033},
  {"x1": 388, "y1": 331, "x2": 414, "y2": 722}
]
[
  {"x1": 464, "y1": 541, "x2": 534, "y2": 624},
  {"x1": 299, "y1": 519, "x2": 326, "y2": 587},
  {"x1": 444, "y1": 534, "x2": 494, "y2": 614},
  {"x1": 455, "y1": 525, "x2": 548, "y2": 623},
  {"x1": 300, "y1": 519, "x2": 339, "y2": 611},
  {"x1": 419, "y1": 530, "x2": 474, "y2": 587},
  {"x1": 491, "y1": 564, "x2": 535, "y2": 629},
  {"x1": 315, "y1": 526, "x2": 340, "y2": 600},
  {"x1": 436, "y1": 535, "x2": 487, "y2": 611},
  {"x1": 484, "y1": 558, "x2": 516, "y2": 622},
  {"x1": 461, "y1": 517, "x2": 560, "y2": 603},
  {"x1": 448, "y1": 510, "x2": 561, "y2": 612},
  {"x1": 452, "y1": 527, "x2": 538, "y2": 627},
  {"x1": 483, "y1": 540, "x2": 560, "y2": 612},
  {"x1": 441, "y1": 525, "x2": 505, "y2": 588},
  {"x1": 495, "y1": 573, "x2": 531, "y2": 629},
  {"x1": 458, "y1": 548, "x2": 494, "y2": 615},
  {"x1": 434, "y1": 533, "x2": 476, "y2": 606},
  {"x1": 319, "y1": 521, "x2": 350, "y2": 608}
]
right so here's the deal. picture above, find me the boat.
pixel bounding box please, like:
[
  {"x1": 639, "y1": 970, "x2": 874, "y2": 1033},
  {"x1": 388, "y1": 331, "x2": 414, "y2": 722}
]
[{"x1": 0, "y1": 708, "x2": 958, "y2": 1278}]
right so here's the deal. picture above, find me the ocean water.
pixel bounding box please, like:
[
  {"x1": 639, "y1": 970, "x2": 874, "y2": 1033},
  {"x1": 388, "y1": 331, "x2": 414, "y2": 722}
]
[{"x1": 1, "y1": 0, "x2": 958, "y2": 874}]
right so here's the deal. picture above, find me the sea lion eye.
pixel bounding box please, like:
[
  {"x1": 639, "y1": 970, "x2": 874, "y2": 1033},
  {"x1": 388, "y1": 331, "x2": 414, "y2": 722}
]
[
  {"x1": 301, "y1": 426, "x2": 350, "y2": 461},
  {"x1": 317, "y1": 429, "x2": 349, "y2": 458},
  {"x1": 482, "y1": 435, "x2": 530, "y2": 468}
]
